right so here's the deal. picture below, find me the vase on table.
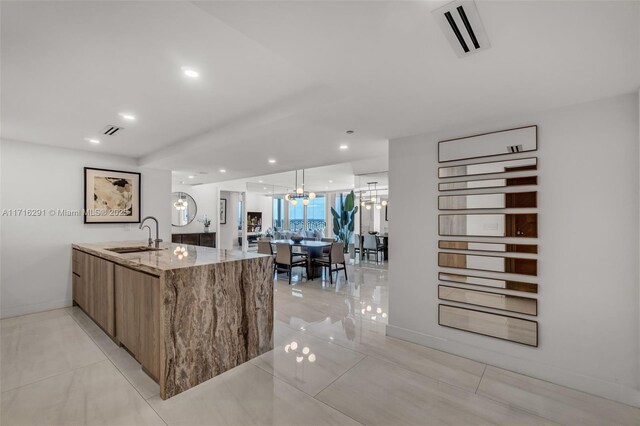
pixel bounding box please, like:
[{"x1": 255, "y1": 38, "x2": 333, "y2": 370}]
[{"x1": 204, "y1": 226, "x2": 210, "y2": 233}]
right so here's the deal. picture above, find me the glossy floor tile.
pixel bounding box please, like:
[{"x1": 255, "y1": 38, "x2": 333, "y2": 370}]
[
  {"x1": 251, "y1": 328, "x2": 366, "y2": 396},
  {"x1": 315, "y1": 356, "x2": 555, "y2": 426},
  {"x1": 148, "y1": 362, "x2": 362, "y2": 426},
  {"x1": 67, "y1": 307, "x2": 160, "y2": 399},
  {"x1": 1, "y1": 309, "x2": 106, "y2": 392},
  {"x1": 303, "y1": 317, "x2": 486, "y2": 392},
  {"x1": 477, "y1": 366, "x2": 640, "y2": 426},
  {"x1": 1, "y1": 360, "x2": 165, "y2": 426},
  {"x1": 2, "y1": 259, "x2": 638, "y2": 425}
]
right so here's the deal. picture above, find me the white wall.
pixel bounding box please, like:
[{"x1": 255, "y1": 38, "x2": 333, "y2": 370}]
[
  {"x1": 219, "y1": 191, "x2": 240, "y2": 249},
  {"x1": 245, "y1": 192, "x2": 273, "y2": 231},
  {"x1": 0, "y1": 140, "x2": 171, "y2": 318},
  {"x1": 388, "y1": 93, "x2": 640, "y2": 406},
  {"x1": 171, "y1": 184, "x2": 219, "y2": 235},
  {"x1": 171, "y1": 181, "x2": 273, "y2": 248}
]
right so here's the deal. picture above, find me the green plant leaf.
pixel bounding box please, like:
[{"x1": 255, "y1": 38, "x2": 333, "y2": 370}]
[{"x1": 344, "y1": 191, "x2": 354, "y2": 212}]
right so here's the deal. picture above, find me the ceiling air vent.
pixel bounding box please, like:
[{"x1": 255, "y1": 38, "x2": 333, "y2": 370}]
[
  {"x1": 433, "y1": 0, "x2": 490, "y2": 58},
  {"x1": 100, "y1": 125, "x2": 123, "y2": 136}
]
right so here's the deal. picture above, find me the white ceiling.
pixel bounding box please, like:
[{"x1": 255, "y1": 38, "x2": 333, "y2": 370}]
[
  {"x1": 2, "y1": 1, "x2": 639, "y2": 183},
  {"x1": 176, "y1": 156, "x2": 389, "y2": 194}
]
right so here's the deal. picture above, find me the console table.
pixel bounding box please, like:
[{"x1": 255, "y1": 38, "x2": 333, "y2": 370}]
[{"x1": 172, "y1": 232, "x2": 216, "y2": 248}]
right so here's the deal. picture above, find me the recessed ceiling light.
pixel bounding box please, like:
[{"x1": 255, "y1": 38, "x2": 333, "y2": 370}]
[
  {"x1": 219, "y1": 169, "x2": 226, "y2": 173},
  {"x1": 119, "y1": 113, "x2": 136, "y2": 120},
  {"x1": 86, "y1": 138, "x2": 100, "y2": 144},
  {"x1": 339, "y1": 145, "x2": 349, "y2": 150},
  {"x1": 329, "y1": 180, "x2": 333, "y2": 183},
  {"x1": 268, "y1": 159, "x2": 276, "y2": 164},
  {"x1": 188, "y1": 175, "x2": 195, "y2": 179},
  {"x1": 182, "y1": 67, "x2": 199, "y2": 78},
  {"x1": 346, "y1": 130, "x2": 354, "y2": 134}
]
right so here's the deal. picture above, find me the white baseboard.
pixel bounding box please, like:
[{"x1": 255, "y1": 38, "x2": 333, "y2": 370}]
[
  {"x1": 386, "y1": 324, "x2": 640, "y2": 408},
  {"x1": 0, "y1": 299, "x2": 72, "y2": 319}
]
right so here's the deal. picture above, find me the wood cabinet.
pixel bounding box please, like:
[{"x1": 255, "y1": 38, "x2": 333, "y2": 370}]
[
  {"x1": 72, "y1": 249, "x2": 114, "y2": 336},
  {"x1": 114, "y1": 265, "x2": 160, "y2": 380},
  {"x1": 171, "y1": 232, "x2": 216, "y2": 247},
  {"x1": 86, "y1": 254, "x2": 115, "y2": 336},
  {"x1": 72, "y1": 249, "x2": 160, "y2": 382},
  {"x1": 72, "y1": 249, "x2": 89, "y2": 310}
]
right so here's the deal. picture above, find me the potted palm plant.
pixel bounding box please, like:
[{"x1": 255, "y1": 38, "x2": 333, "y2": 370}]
[{"x1": 331, "y1": 190, "x2": 358, "y2": 253}]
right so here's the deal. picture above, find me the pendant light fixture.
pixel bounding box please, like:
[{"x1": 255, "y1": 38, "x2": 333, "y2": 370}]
[
  {"x1": 284, "y1": 170, "x2": 316, "y2": 206},
  {"x1": 360, "y1": 182, "x2": 388, "y2": 210},
  {"x1": 174, "y1": 192, "x2": 189, "y2": 211}
]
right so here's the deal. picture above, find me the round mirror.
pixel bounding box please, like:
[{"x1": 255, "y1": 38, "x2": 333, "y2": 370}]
[{"x1": 171, "y1": 192, "x2": 197, "y2": 226}]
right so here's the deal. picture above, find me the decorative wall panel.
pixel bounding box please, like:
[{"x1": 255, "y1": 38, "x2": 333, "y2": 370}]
[
  {"x1": 437, "y1": 125, "x2": 539, "y2": 346},
  {"x1": 438, "y1": 285, "x2": 537, "y2": 315},
  {"x1": 439, "y1": 304, "x2": 538, "y2": 347},
  {"x1": 439, "y1": 157, "x2": 537, "y2": 178},
  {"x1": 439, "y1": 213, "x2": 538, "y2": 237},
  {"x1": 438, "y1": 241, "x2": 537, "y2": 254},
  {"x1": 439, "y1": 272, "x2": 537, "y2": 293},
  {"x1": 438, "y1": 126, "x2": 537, "y2": 163},
  {"x1": 438, "y1": 191, "x2": 537, "y2": 210},
  {"x1": 439, "y1": 176, "x2": 537, "y2": 191},
  {"x1": 438, "y1": 252, "x2": 537, "y2": 276}
]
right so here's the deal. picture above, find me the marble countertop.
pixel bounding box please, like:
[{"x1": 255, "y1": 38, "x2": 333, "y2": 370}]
[{"x1": 72, "y1": 241, "x2": 269, "y2": 276}]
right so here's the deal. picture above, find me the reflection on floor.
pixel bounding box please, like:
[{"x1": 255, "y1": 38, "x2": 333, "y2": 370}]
[{"x1": 2, "y1": 258, "x2": 639, "y2": 425}]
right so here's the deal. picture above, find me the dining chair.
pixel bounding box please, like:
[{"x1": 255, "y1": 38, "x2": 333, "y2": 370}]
[
  {"x1": 257, "y1": 240, "x2": 273, "y2": 255},
  {"x1": 353, "y1": 234, "x2": 362, "y2": 260},
  {"x1": 257, "y1": 240, "x2": 277, "y2": 275},
  {"x1": 363, "y1": 234, "x2": 384, "y2": 263},
  {"x1": 311, "y1": 242, "x2": 347, "y2": 285},
  {"x1": 321, "y1": 237, "x2": 334, "y2": 255},
  {"x1": 275, "y1": 242, "x2": 308, "y2": 284}
]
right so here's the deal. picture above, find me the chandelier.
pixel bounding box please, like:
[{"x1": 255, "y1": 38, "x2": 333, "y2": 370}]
[
  {"x1": 360, "y1": 182, "x2": 388, "y2": 210},
  {"x1": 284, "y1": 170, "x2": 316, "y2": 206},
  {"x1": 173, "y1": 192, "x2": 189, "y2": 211}
]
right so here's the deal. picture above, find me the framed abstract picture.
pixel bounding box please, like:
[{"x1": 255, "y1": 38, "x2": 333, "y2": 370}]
[
  {"x1": 219, "y1": 198, "x2": 227, "y2": 224},
  {"x1": 84, "y1": 167, "x2": 141, "y2": 224}
]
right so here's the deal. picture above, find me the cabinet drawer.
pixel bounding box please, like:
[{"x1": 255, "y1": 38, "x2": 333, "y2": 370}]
[
  {"x1": 115, "y1": 265, "x2": 160, "y2": 381},
  {"x1": 72, "y1": 249, "x2": 85, "y2": 276},
  {"x1": 72, "y1": 273, "x2": 87, "y2": 310},
  {"x1": 200, "y1": 233, "x2": 215, "y2": 247},
  {"x1": 181, "y1": 234, "x2": 199, "y2": 246}
]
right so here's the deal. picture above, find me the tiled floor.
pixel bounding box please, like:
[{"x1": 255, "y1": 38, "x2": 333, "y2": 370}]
[{"x1": 2, "y1": 259, "x2": 639, "y2": 425}]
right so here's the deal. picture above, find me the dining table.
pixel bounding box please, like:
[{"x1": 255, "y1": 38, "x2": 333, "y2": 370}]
[{"x1": 270, "y1": 239, "x2": 332, "y2": 280}]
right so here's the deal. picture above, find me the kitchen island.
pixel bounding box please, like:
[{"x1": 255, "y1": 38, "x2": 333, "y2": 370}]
[{"x1": 71, "y1": 241, "x2": 273, "y2": 399}]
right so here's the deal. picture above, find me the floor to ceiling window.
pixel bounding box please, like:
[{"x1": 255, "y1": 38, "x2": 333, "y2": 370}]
[
  {"x1": 273, "y1": 197, "x2": 284, "y2": 229},
  {"x1": 272, "y1": 194, "x2": 327, "y2": 232},
  {"x1": 288, "y1": 200, "x2": 304, "y2": 232},
  {"x1": 306, "y1": 194, "x2": 326, "y2": 231}
]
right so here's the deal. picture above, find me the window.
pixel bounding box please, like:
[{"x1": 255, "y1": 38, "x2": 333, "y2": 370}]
[
  {"x1": 306, "y1": 195, "x2": 326, "y2": 231},
  {"x1": 288, "y1": 201, "x2": 304, "y2": 232},
  {"x1": 273, "y1": 198, "x2": 284, "y2": 230}
]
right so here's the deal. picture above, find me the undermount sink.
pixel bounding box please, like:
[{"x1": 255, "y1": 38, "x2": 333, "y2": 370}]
[{"x1": 106, "y1": 246, "x2": 163, "y2": 254}]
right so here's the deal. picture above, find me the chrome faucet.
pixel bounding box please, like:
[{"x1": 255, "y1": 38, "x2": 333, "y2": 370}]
[
  {"x1": 141, "y1": 225, "x2": 153, "y2": 247},
  {"x1": 139, "y1": 216, "x2": 162, "y2": 248}
]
